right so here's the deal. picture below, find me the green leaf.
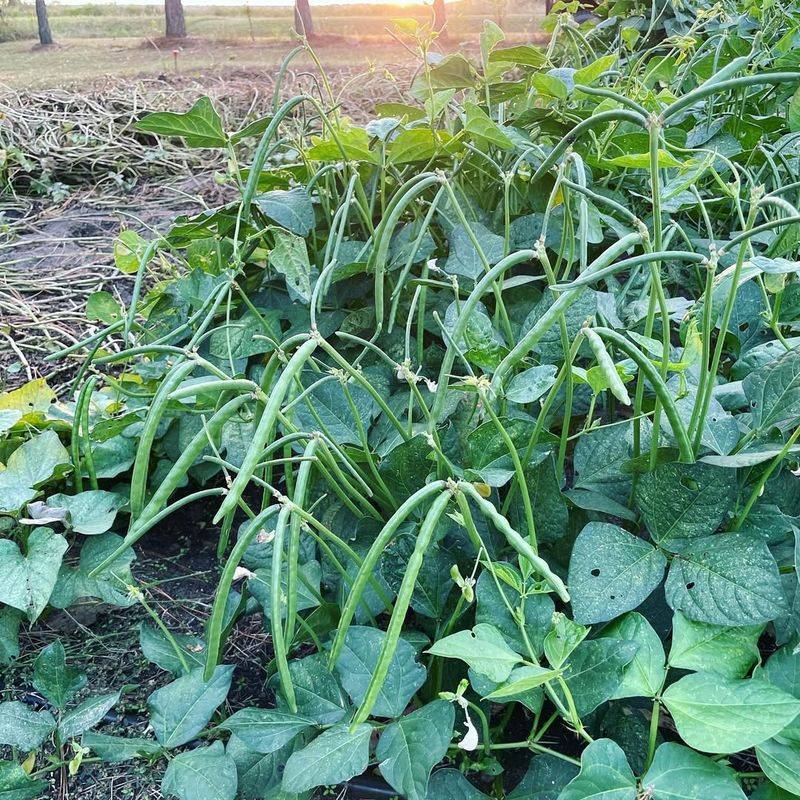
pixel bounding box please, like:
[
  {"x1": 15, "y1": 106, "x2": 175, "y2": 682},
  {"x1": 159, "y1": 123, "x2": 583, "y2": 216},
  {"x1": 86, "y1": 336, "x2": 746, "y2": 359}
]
[
  {"x1": 444, "y1": 222, "x2": 504, "y2": 280},
  {"x1": 635, "y1": 462, "x2": 736, "y2": 548},
  {"x1": 0, "y1": 762, "x2": 48, "y2": 799},
  {"x1": 743, "y1": 348, "x2": 800, "y2": 432},
  {"x1": 0, "y1": 702, "x2": 55, "y2": 750},
  {"x1": 574, "y1": 54, "x2": 618, "y2": 86},
  {"x1": 480, "y1": 19, "x2": 504, "y2": 63},
  {"x1": 255, "y1": 188, "x2": 314, "y2": 236},
  {"x1": 475, "y1": 568, "x2": 554, "y2": 657},
  {"x1": 758, "y1": 645, "x2": 800, "y2": 742},
  {"x1": 489, "y1": 44, "x2": 546, "y2": 68},
  {"x1": 427, "y1": 623, "x2": 523, "y2": 683},
  {"x1": 225, "y1": 734, "x2": 300, "y2": 799},
  {"x1": 269, "y1": 228, "x2": 312, "y2": 303},
  {"x1": 0, "y1": 609, "x2": 21, "y2": 666},
  {"x1": 0, "y1": 528, "x2": 68, "y2": 621},
  {"x1": 601, "y1": 612, "x2": 666, "y2": 699},
  {"x1": 306, "y1": 126, "x2": 377, "y2": 163},
  {"x1": 506, "y1": 365, "x2": 558, "y2": 404},
  {"x1": 275, "y1": 654, "x2": 348, "y2": 725},
  {"x1": 557, "y1": 639, "x2": 638, "y2": 717},
  {"x1": 425, "y1": 768, "x2": 489, "y2": 798},
  {"x1": 113, "y1": 229, "x2": 147, "y2": 274},
  {"x1": 668, "y1": 611, "x2": 762, "y2": 679},
  {"x1": 45, "y1": 490, "x2": 126, "y2": 535},
  {"x1": 665, "y1": 533, "x2": 786, "y2": 626},
  {"x1": 411, "y1": 54, "x2": 477, "y2": 98},
  {"x1": 281, "y1": 723, "x2": 372, "y2": 793},
  {"x1": 291, "y1": 374, "x2": 375, "y2": 447},
  {"x1": 86, "y1": 291, "x2": 123, "y2": 324},
  {"x1": 662, "y1": 672, "x2": 800, "y2": 753},
  {"x1": 58, "y1": 691, "x2": 120, "y2": 740},
  {"x1": 388, "y1": 128, "x2": 442, "y2": 165},
  {"x1": 139, "y1": 622, "x2": 205, "y2": 676},
  {"x1": 162, "y1": 740, "x2": 238, "y2": 800},
  {"x1": 485, "y1": 666, "x2": 561, "y2": 700},
  {"x1": 757, "y1": 738, "x2": 800, "y2": 795},
  {"x1": 532, "y1": 72, "x2": 569, "y2": 99},
  {"x1": 218, "y1": 709, "x2": 316, "y2": 755},
  {"x1": 507, "y1": 754, "x2": 578, "y2": 799},
  {"x1": 543, "y1": 613, "x2": 589, "y2": 669},
  {"x1": 376, "y1": 700, "x2": 455, "y2": 800},
  {"x1": 558, "y1": 738, "x2": 636, "y2": 800},
  {"x1": 464, "y1": 102, "x2": 514, "y2": 149},
  {"x1": 334, "y1": 627, "x2": 426, "y2": 718},
  {"x1": 0, "y1": 431, "x2": 70, "y2": 513},
  {"x1": 50, "y1": 533, "x2": 135, "y2": 610},
  {"x1": 607, "y1": 151, "x2": 683, "y2": 169},
  {"x1": 642, "y1": 742, "x2": 746, "y2": 800},
  {"x1": 137, "y1": 97, "x2": 226, "y2": 148},
  {"x1": 789, "y1": 86, "x2": 800, "y2": 133},
  {"x1": 81, "y1": 732, "x2": 162, "y2": 763},
  {"x1": 33, "y1": 640, "x2": 86, "y2": 709},
  {"x1": 148, "y1": 665, "x2": 233, "y2": 748},
  {"x1": 568, "y1": 522, "x2": 666, "y2": 624}
]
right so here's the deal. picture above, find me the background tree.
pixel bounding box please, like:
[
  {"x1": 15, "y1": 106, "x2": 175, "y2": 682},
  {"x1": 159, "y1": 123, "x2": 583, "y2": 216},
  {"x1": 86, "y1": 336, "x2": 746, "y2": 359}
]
[
  {"x1": 164, "y1": 0, "x2": 186, "y2": 38},
  {"x1": 35, "y1": 0, "x2": 53, "y2": 45},
  {"x1": 294, "y1": 0, "x2": 314, "y2": 38}
]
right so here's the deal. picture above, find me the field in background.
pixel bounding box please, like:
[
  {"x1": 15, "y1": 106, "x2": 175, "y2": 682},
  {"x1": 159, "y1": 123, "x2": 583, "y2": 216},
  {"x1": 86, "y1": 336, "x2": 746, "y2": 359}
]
[
  {"x1": 0, "y1": 0, "x2": 544, "y2": 88},
  {"x1": 1, "y1": 0, "x2": 544, "y2": 41},
  {"x1": 0, "y1": 38, "x2": 418, "y2": 87}
]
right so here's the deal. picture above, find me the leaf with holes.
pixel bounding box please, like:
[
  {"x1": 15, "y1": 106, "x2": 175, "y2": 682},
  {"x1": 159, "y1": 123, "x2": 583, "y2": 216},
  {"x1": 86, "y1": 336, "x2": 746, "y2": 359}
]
[
  {"x1": 635, "y1": 462, "x2": 736, "y2": 549},
  {"x1": 568, "y1": 522, "x2": 666, "y2": 625},
  {"x1": 665, "y1": 533, "x2": 786, "y2": 626}
]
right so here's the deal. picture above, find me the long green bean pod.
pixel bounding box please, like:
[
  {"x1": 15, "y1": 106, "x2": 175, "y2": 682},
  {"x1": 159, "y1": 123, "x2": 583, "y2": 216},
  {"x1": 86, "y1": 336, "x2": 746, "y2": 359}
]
[
  {"x1": 328, "y1": 480, "x2": 448, "y2": 667},
  {"x1": 214, "y1": 337, "x2": 318, "y2": 523},
  {"x1": 129, "y1": 359, "x2": 196, "y2": 522},
  {"x1": 270, "y1": 505, "x2": 296, "y2": 711},
  {"x1": 460, "y1": 483, "x2": 570, "y2": 602},
  {"x1": 284, "y1": 438, "x2": 319, "y2": 646},
  {"x1": 591, "y1": 327, "x2": 693, "y2": 462},
  {"x1": 203, "y1": 504, "x2": 280, "y2": 680},
  {"x1": 351, "y1": 490, "x2": 452, "y2": 726}
]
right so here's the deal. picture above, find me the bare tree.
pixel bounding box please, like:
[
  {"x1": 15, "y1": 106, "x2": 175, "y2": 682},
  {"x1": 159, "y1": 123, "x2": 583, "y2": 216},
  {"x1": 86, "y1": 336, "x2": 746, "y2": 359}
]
[
  {"x1": 294, "y1": 0, "x2": 314, "y2": 38},
  {"x1": 432, "y1": 0, "x2": 447, "y2": 39},
  {"x1": 35, "y1": 0, "x2": 53, "y2": 45},
  {"x1": 164, "y1": 0, "x2": 186, "y2": 38}
]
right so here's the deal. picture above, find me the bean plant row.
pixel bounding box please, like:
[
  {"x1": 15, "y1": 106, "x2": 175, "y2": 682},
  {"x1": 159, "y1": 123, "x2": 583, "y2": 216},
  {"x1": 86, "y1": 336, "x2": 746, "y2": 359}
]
[{"x1": 2, "y1": 1, "x2": 800, "y2": 798}]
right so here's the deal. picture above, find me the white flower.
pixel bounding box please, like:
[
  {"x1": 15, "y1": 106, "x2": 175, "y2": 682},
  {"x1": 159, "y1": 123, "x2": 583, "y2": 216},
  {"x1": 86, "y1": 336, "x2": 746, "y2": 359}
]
[{"x1": 233, "y1": 567, "x2": 255, "y2": 582}]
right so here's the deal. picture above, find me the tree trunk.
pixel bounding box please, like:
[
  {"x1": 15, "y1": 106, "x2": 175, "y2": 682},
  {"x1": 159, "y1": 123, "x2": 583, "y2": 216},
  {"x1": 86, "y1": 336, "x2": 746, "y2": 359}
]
[
  {"x1": 35, "y1": 0, "x2": 53, "y2": 46},
  {"x1": 294, "y1": 0, "x2": 314, "y2": 38},
  {"x1": 164, "y1": 0, "x2": 186, "y2": 39},
  {"x1": 432, "y1": 0, "x2": 447, "y2": 39}
]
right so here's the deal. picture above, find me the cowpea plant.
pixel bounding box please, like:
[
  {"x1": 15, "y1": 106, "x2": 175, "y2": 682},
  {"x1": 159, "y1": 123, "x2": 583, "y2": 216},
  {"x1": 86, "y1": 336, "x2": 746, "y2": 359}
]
[{"x1": 3, "y1": 1, "x2": 800, "y2": 798}]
